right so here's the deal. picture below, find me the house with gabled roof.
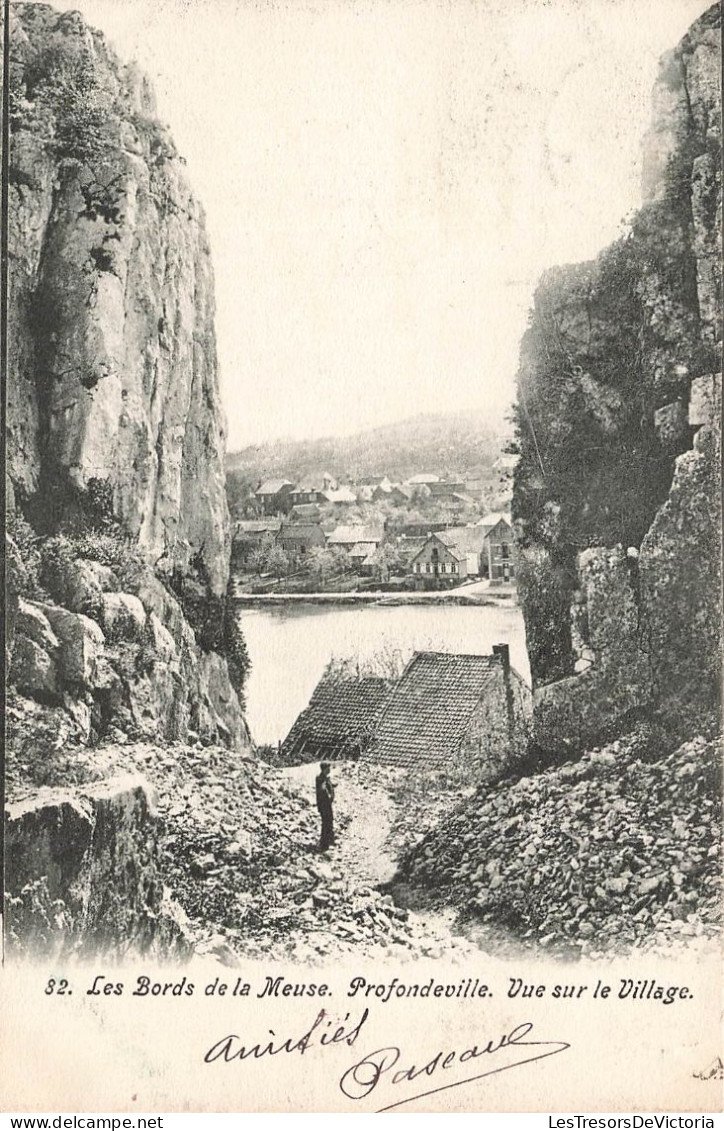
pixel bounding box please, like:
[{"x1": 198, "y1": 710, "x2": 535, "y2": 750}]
[
  {"x1": 475, "y1": 513, "x2": 516, "y2": 583},
  {"x1": 364, "y1": 646, "x2": 530, "y2": 780},
  {"x1": 410, "y1": 532, "x2": 468, "y2": 581},
  {"x1": 290, "y1": 473, "x2": 338, "y2": 506},
  {"x1": 327, "y1": 524, "x2": 384, "y2": 551},
  {"x1": 277, "y1": 521, "x2": 326, "y2": 560},
  {"x1": 280, "y1": 672, "x2": 393, "y2": 764},
  {"x1": 321, "y1": 486, "x2": 357, "y2": 506},
  {"x1": 231, "y1": 518, "x2": 282, "y2": 564},
  {"x1": 255, "y1": 479, "x2": 294, "y2": 515}
]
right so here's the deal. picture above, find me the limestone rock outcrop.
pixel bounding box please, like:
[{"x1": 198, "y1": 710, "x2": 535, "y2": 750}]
[
  {"x1": 513, "y1": 4, "x2": 721, "y2": 754},
  {"x1": 5, "y1": 774, "x2": 190, "y2": 957},
  {"x1": 4, "y1": 4, "x2": 253, "y2": 958},
  {"x1": 7, "y1": 2, "x2": 229, "y2": 595}
]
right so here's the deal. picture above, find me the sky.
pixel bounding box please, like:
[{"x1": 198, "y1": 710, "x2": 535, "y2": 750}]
[{"x1": 48, "y1": 0, "x2": 711, "y2": 449}]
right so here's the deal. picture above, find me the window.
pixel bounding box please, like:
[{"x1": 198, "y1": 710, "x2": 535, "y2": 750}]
[
  {"x1": 501, "y1": 542, "x2": 509, "y2": 560},
  {"x1": 452, "y1": 563, "x2": 457, "y2": 574}
]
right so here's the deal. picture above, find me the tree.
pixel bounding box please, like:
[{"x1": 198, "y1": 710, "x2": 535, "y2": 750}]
[
  {"x1": 248, "y1": 547, "x2": 267, "y2": 575},
  {"x1": 266, "y1": 545, "x2": 290, "y2": 578},
  {"x1": 308, "y1": 546, "x2": 336, "y2": 581}
]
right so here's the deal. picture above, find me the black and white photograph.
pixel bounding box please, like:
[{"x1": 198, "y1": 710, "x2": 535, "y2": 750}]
[{"x1": 1, "y1": 0, "x2": 721, "y2": 1114}]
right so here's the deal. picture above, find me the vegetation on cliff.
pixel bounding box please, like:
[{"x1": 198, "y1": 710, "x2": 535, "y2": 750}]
[{"x1": 511, "y1": 4, "x2": 721, "y2": 715}]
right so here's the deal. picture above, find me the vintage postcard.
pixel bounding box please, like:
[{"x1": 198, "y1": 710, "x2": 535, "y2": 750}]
[{"x1": 2, "y1": 0, "x2": 722, "y2": 1115}]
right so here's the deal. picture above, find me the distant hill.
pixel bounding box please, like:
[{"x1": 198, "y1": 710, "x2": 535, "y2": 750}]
[{"x1": 226, "y1": 410, "x2": 509, "y2": 486}]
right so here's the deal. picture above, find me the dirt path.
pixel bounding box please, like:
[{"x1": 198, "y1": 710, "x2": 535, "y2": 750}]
[
  {"x1": 268, "y1": 761, "x2": 472, "y2": 961},
  {"x1": 280, "y1": 762, "x2": 400, "y2": 886}
]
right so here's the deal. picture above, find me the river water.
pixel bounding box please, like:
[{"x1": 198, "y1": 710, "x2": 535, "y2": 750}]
[{"x1": 237, "y1": 601, "x2": 530, "y2": 746}]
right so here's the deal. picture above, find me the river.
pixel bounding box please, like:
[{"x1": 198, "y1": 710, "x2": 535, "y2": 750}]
[{"x1": 237, "y1": 601, "x2": 530, "y2": 746}]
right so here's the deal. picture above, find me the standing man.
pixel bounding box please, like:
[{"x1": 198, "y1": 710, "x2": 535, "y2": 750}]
[{"x1": 316, "y1": 762, "x2": 335, "y2": 852}]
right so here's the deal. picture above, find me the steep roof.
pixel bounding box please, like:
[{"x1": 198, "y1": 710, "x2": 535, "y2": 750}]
[
  {"x1": 367, "y1": 651, "x2": 505, "y2": 768},
  {"x1": 234, "y1": 519, "x2": 282, "y2": 535},
  {"x1": 256, "y1": 479, "x2": 292, "y2": 496},
  {"x1": 280, "y1": 674, "x2": 393, "y2": 763},
  {"x1": 278, "y1": 522, "x2": 323, "y2": 540},
  {"x1": 410, "y1": 533, "x2": 467, "y2": 563},
  {"x1": 322, "y1": 487, "x2": 357, "y2": 504},
  {"x1": 476, "y1": 512, "x2": 512, "y2": 531},
  {"x1": 438, "y1": 526, "x2": 488, "y2": 554}
]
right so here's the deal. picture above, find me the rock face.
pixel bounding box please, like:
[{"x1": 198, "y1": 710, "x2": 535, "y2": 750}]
[
  {"x1": 5, "y1": 774, "x2": 190, "y2": 957},
  {"x1": 5, "y1": 4, "x2": 251, "y2": 752},
  {"x1": 4, "y1": 5, "x2": 253, "y2": 958},
  {"x1": 7, "y1": 3, "x2": 229, "y2": 595},
  {"x1": 513, "y1": 5, "x2": 721, "y2": 754}
]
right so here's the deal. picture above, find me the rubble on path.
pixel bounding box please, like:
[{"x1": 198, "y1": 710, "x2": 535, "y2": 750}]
[
  {"x1": 57, "y1": 739, "x2": 471, "y2": 962},
  {"x1": 397, "y1": 730, "x2": 722, "y2": 957}
]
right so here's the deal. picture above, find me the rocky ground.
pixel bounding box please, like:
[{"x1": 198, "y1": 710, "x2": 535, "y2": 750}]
[
  {"x1": 5, "y1": 695, "x2": 472, "y2": 963},
  {"x1": 6, "y1": 691, "x2": 721, "y2": 964},
  {"x1": 396, "y1": 727, "x2": 722, "y2": 959}
]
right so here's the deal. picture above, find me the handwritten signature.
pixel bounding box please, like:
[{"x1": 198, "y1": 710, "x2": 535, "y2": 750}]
[
  {"x1": 203, "y1": 1011, "x2": 570, "y2": 1111},
  {"x1": 339, "y1": 1020, "x2": 570, "y2": 1112}
]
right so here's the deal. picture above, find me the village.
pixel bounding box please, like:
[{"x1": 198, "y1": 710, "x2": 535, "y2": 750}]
[{"x1": 230, "y1": 461, "x2": 519, "y2": 595}]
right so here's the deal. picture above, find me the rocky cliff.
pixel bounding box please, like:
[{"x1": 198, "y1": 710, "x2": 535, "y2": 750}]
[
  {"x1": 4, "y1": 4, "x2": 252, "y2": 955},
  {"x1": 7, "y1": 3, "x2": 229, "y2": 594},
  {"x1": 513, "y1": 4, "x2": 721, "y2": 755}
]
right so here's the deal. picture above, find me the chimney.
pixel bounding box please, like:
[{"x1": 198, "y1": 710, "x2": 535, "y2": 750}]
[{"x1": 493, "y1": 643, "x2": 515, "y2": 753}]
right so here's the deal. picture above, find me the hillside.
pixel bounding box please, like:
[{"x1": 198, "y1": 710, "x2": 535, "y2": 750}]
[{"x1": 227, "y1": 408, "x2": 508, "y2": 485}]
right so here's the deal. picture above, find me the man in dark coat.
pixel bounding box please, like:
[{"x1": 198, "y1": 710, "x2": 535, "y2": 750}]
[{"x1": 316, "y1": 761, "x2": 335, "y2": 852}]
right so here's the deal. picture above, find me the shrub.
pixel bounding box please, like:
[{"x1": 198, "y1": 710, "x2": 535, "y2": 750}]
[
  {"x1": 7, "y1": 510, "x2": 46, "y2": 600},
  {"x1": 23, "y1": 40, "x2": 121, "y2": 166}
]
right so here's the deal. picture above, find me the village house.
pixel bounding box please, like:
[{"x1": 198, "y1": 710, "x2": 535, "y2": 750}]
[
  {"x1": 231, "y1": 518, "x2": 282, "y2": 565},
  {"x1": 476, "y1": 513, "x2": 516, "y2": 583},
  {"x1": 321, "y1": 486, "x2": 357, "y2": 506},
  {"x1": 279, "y1": 672, "x2": 393, "y2": 763},
  {"x1": 440, "y1": 526, "x2": 490, "y2": 573},
  {"x1": 327, "y1": 525, "x2": 384, "y2": 554},
  {"x1": 290, "y1": 473, "x2": 338, "y2": 506},
  {"x1": 386, "y1": 484, "x2": 412, "y2": 505},
  {"x1": 254, "y1": 479, "x2": 294, "y2": 516},
  {"x1": 410, "y1": 532, "x2": 468, "y2": 580},
  {"x1": 277, "y1": 521, "x2": 326, "y2": 560},
  {"x1": 426, "y1": 478, "x2": 467, "y2": 501},
  {"x1": 364, "y1": 646, "x2": 531, "y2": 781},
  {"x1": 347, "y1": 541, "x2": 379, "y2": 572},
  {"x1": 355, "y1": 475, "x2": 393, "y2": 491}
]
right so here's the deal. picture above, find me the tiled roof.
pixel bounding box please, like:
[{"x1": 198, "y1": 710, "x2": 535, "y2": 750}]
[
  {"x1": 366, "y1": 651, "x2": 505, "y2": 769},
  {"x1": 476, "y1": 512, "x2": 512, "y2": 530},
  {"x1": 278, "y1": 523, "x2": 323, "y2": 540},
  {"x1": 234, "y1": 519, "x2": 282, "y2": 535},
  {"x1": 256, "y1": 479, "x2": 292, "y2": 495},
  {"x1": 438, "y1": 526, "x2": 488, "y2": 554},
  {"x1": 322, "y1": 488, "x2": 357, "y2": 504},
  {"x1": 281, "y1": 674, "x2": 393, "y2": 763},
  {"x1": 411, "y1": 535, "x2": 467, "y2": 563}
]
